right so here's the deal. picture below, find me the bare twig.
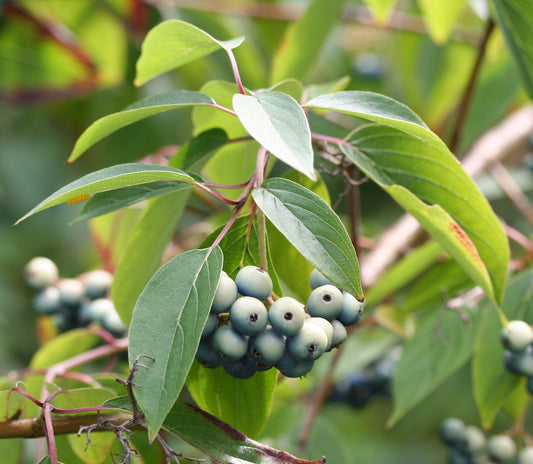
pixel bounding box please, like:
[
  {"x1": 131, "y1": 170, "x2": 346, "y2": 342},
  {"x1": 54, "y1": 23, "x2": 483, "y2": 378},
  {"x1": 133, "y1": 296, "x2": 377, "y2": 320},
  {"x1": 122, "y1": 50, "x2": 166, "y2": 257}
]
[{"x1": 448, "y1": 18, "x2": 495, "y2": 153}]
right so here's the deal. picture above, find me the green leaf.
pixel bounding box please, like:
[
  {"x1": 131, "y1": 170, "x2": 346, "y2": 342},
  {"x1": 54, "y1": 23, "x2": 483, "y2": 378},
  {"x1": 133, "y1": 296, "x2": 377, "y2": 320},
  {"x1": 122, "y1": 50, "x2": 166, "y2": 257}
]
[
  {"x1": 67, "y1": 90, "x2": 215, "y2": 162},
  {"x1": 163, "y1": 402, "x2": 326, "y2": 464},
  {"x1": 252, "y1": 177, "x2": 362, "y2": 299},
  {"x1": 305, "y1": 90, "x2": 429, "y2": 136},
  {"x1": 491, "y1": 0, "x2": 533, "y2": 99},
  {"x1": 342, "y1": 124, "x2": 508, "y2": 304},
  {"x1": 0, "y1": 389, "x2": 25, "y2": 422},
  {"x1": 473, "y1": 270, "x2": 533, "y2": 428},
  {"x1": 0, "y1": 439, "x2": 22, "y2": 464},
  {"x1": 170, "y1": 128, "x2": 228, "y2": 173},
  {"x1": 187, "y1": 364, "x2": 277, "y2": 439},
  {"x1": 135, "y1": 19, "x2": 244, "y2": 86},
  {"x1": 72, "y1": 181, "x2": 191, "y2": 223},
  {"x1": 361, "y1": 0, "x2": 398, "y2": 25},
  {"x1": 418, "y1": 0, "x2": 467, "y2": 45},
  {"x1": 51, "y1": 388, "x2": 117, "y2": 464},
  {"x1": 111, "y1": 188, "x2": 193, "y2": 326},
  {"x1": 233, "y1": 91, "x2": 315, "y2": 180},
  {"x1": 128, "y1": 247, "x2": 223, "y2": 439},
  {"x1": 15, "y1": 163, "x2": 194, "y2": 225},
  {"x1": 270, "y1": 0, "x2": 345, "y2": 83},
  {"x1": 389, "y1": 307, "x2": 481, "y2": 426}
]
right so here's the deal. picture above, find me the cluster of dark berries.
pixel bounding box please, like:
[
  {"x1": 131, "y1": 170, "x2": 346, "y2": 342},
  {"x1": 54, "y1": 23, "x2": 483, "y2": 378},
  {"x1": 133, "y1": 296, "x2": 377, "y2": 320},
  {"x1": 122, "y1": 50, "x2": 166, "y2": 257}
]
[
  {"x1": 195, "y1": 266, "x2": 364, "y2": 379},
  {"x1": 440, "y1": 418, "x2": 533, "y2": 463},
  {"x1": 24, "y1": 257, "x2": 126, "y2": 336},
  {"x1": 501, "y1": 320, "x2": 533, "y2": 394},
  {"x1": 328, "y1": 346, "x2": 402, "y2": 408}
]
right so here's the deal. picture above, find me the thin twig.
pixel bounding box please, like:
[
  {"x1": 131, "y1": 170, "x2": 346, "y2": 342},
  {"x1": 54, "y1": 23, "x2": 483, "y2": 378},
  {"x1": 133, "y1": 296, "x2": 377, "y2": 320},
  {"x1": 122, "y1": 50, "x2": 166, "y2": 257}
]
[{"x1": 448, "y1": 18, "x2": 495, "y2": 153}]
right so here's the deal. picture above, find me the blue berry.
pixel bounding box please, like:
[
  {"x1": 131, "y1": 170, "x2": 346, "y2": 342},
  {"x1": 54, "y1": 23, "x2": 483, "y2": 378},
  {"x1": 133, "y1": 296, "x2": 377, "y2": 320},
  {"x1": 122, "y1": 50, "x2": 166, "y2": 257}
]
[
  {"x1": 307, "y1": 317, "x2": 333, "y2": 351},
  {"x1": 440, "y1": 417, "x2": 465, "y2": 446},
  {"x1": 268, "y1": 297, "x2": 305, "y2": 336},
  {"x1": 487, "y1": 434, "x2": 516, "y2": 463},
  {"x1": 79, "y1": 298, "x2": 115, "y2": 325},
  {"x1": 306, "y1": 285, "x2": 344, "y2": 321},
  {"x1": 211, "y1": 271, "x2": 238, "y2": 313},
  {"x1": 201, "y1": 313, "x2": 218, "y2": 339},
  {"x1": 518, "y1": 447, "x2": 533, "y2": 464},
  {"x1": 248, "y1": 327, "x2": 286, "y2": 364},
  {"x1": 309, "y1": 269, "x2": 333, "y2": 290},
  {"x1": 33, "y1": 286, "x2": 61, "y2": 314},
  {"x1": 501, "y1": 320, "x2": 533, "y2": 352},
  {"x1": 83, "y1": 270, "x2": 113, "y2": 299},
  {"x1": 196, "y1": 339, "x2": 224, "y2": 369},
  {"x1": 101, "y1": 308, "x2": 127, "y2": 335},
  {"x1": 504, "y1": 345, "x2": 533, "y2": 377},
  {"x1": 287, "y1": 321, "x2": 329, "y2": 361},
  {"x1": 211, "y1": 325, "x2": 248, "y2": 360},
  {"x1": 278, "y1": 359, "x2": 314, "y2": 378},
  {"x1": 224, "y1": 358, "x2": 255, "y2": 379},
  {"x1": 235, "y1": 266, "x2": 273, "y2": 300},
  {"x1": 337, "y1": 293, "x2": 364, "y2": 326},
  {"x1": 57, "y1": 278, "x2": 85, "y2": 307},
  {"x1": 457, "y1": 425, "x2": 486, "y2": 456},
  {"x1": 24, "y1": 257, "x2": 58, "y2": 291},
  {"x1": 330, "y1": 320, "x2": 347, "y2": 349},
  {"x1": 229, "y1": 296, "x2": 268, "y2": 336}
]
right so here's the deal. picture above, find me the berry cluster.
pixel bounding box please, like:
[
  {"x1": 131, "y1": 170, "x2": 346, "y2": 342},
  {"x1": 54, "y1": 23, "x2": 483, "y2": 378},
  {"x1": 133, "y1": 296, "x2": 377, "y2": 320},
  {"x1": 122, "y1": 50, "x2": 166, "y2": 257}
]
[
  {"x1": 328, "y1": 346, "x2": 402, "y2": 408},
  {"x1": 501, "y1": 320, "x2": 533, "y2": 394},
  {"x1": 195, "y1": 266, "x2": 364, "y2": 379},
  {"x1": 24, "y1": 257, "x2": 126, "y2": 336},
  {"x1": 440, "y1": 418, "x2": 533, "y2": 463}
]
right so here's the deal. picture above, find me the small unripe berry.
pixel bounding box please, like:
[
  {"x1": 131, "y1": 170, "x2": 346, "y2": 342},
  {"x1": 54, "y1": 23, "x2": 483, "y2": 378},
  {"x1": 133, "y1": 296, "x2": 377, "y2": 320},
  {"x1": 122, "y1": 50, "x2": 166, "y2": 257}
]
[
  {"x1": 211, "y1": 271, "x2": 238, "y2": 313},
  {"x1": 287, "y1": 321, "x2": 329, "y2": 361},
  {"x1": 307, "y1": 317, "x2": 333, "y2": 350},
  {"x1": 440, "y1": 417, "x2": 465, "y2": 446},
  {"x1": 338, "y1": 293, "x2": 364, "y2": 326},
  {"x1": 306, "y1": 285, "x2": 344, "y2": 321},
  {"x1": 329, "y1": 319, "x2": 347, "y2": 349},
  {"x1": 33, "y1": 286, "x2": 61, "y2": 314},
  {"x1": 229, "y1": 296, "x2": 268, "y2": 336},
  {"x1": 101, "y1": 308, "x2": 127, "y2": 335},
  {"x1": 278, "y1": 359, "x2": 314, "y2": 378},
  {"x1": 268, "y1": 297, "x2": 306, "y2": 336},
  {"x1": 201, "y1": 313, "x2": 218, "y2": 340},
  {"x1": 518, "y1": 446, "x2": 533, "y2": 464},
  {"x1": 309, "y1": 269, "x2": 333, "y2": 290},
  {"x1": 457, "y1": 425, "x2": 486, "y2": 456},
  {"x1": 235, "y1": 266, "x2": 273, "y2": 300},
  {"x1": 57, "y1": 278, "x2": 85, "y2": 307},
  {"x1": 501, "y1": 320, "x2": 533, "y2": 352},
  {"x1": 211, "y1": 325, "x2": 248, "y2": 360},
  {"x1": 248, "y1": 327, "x2": 286, "y2": 364},
  {"x1": 79, "y1": 298, "x2": 115, "y2": 324},
  {"x1": 24, "y1": 257, "x2": 58, "y2": 290},
  {"x1": 83, "y1": 270, "x2": 113, "y2": 299},
  {"x1": 487, "y1": 434, "x2": 516, "y2": 463}
]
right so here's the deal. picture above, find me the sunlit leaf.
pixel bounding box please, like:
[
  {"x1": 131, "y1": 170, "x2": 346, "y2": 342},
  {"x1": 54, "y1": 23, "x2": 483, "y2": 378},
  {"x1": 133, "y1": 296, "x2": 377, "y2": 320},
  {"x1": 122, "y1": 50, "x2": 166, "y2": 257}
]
[{"x1": 135, "y1": 19, "x2": 244, "y2": 86}]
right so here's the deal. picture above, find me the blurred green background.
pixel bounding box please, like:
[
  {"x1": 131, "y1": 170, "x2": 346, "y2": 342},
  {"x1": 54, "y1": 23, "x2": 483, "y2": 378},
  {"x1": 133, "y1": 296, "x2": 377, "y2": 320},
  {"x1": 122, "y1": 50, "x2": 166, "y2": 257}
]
[{"x1": 1, "y1": 1, "x2": 531, "y2": 462}]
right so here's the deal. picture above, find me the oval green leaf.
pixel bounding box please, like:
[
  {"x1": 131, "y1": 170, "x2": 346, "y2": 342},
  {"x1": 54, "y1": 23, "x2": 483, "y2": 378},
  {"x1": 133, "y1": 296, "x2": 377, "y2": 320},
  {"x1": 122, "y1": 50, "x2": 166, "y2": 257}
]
[
  {"x1": 187, "y1": 363, "x2": 277, "y2": 439},
  {"x1": 15, "y1": 163, "x2": 194, "y2": 225},
  {"x1": 128, "y1": 247, "x2": 223, "y2": 439},
  {"x1": 252, "y1": 177, "x2": 362, "y2": 299},
  {"x1": 473, "y1": 270, "x2": 533, "y2": 428},
  {"x1": 233, "y1": 92, "x2": 315, "y2": 180},
  {"x1": 135, "y1": 19, "x2": 244, "y2": 86},
  {"x1": 342, "y1": 124, "x2": 508, "y2": 304},
  {"x1": 164, "y1": 402, "x2": 326, "y2": 464},
  {"x1": 389, "y1": 306, "x2": 482, "y2": 426},
  {"x1": 68, "y1": 90, "x2": 215, "y2": 162},
  {"x1": 492, "y1": 0, "x2": 533, "y2": 99}
]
